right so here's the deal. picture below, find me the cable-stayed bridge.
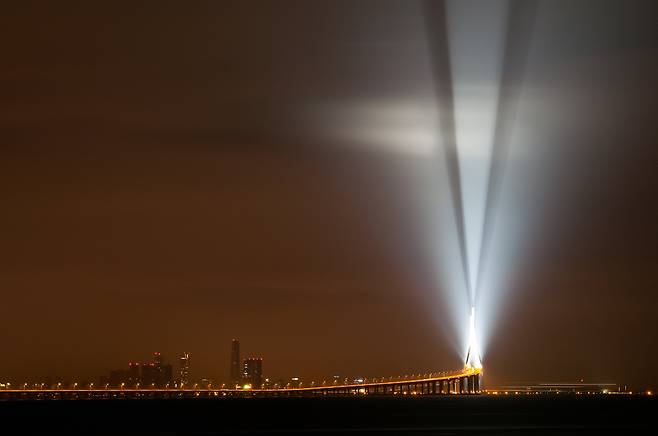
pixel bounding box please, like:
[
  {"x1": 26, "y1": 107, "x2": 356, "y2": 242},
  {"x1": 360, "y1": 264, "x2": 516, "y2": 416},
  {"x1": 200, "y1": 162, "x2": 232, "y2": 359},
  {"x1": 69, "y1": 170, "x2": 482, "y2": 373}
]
[{"x1": 0, "y1": 367, "x2": 481, "y2": 400}]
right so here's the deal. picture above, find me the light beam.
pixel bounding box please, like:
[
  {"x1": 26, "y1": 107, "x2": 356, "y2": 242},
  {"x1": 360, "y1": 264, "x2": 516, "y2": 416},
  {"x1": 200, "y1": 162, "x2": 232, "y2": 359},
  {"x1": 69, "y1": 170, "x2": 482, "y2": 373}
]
[
  {"x1": 465, "y1": 306, "x2": 482, "y2": 369},
  {"x1": 424, "y1": 0, "x2": 537, "y2": 368}
]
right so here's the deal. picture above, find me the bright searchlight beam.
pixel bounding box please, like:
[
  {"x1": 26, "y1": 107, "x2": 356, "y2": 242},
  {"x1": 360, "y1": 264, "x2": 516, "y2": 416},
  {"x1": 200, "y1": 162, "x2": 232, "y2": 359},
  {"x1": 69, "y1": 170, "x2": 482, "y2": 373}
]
[
  {"x1": 444, "y1": 0, "x2": 517, "y2": 368},
  {"x1": 465, "y1": 306, "x2": 482, "y2": 369},
  {"x1": 446, "y1": 0, "x2": 537, "y2": 368},
  {"x1": 446, "y1": 0, "x2": 509, "y2": 304},
  {"x1": 424, "y1": 0, "x2": 537, "y2": 370}
]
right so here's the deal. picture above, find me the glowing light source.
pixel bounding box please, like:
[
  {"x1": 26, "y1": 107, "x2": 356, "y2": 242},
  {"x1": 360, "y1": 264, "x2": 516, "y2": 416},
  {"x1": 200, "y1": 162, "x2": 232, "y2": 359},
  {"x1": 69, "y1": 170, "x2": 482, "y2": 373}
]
[{"x1": 465, "y1": 306, "x2": 482, "y2": 369}]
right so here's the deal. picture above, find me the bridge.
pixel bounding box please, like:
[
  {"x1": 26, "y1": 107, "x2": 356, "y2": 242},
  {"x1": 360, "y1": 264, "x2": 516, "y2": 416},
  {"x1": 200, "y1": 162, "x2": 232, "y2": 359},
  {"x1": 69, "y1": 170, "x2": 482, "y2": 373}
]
[{"x1": 0, "y1": 367, "x2": 481, "y2": 400}]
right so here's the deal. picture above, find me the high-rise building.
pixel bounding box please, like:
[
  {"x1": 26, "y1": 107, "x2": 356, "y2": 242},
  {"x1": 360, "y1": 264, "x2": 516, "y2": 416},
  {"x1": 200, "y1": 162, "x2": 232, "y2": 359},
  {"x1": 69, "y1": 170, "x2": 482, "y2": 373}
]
[
  {"x1": 230, "y1": 339, "x2": 240, "y2": 384},
  {"x1": 242, "y1": 358, "x2": 263, "y2": 388},
  {"x1": 153, "y1": 352, "x2": 163, "y2": 369},
  {"x1": 152, "y1": 352, "x2": 163, "y2": 386},
  {"x1": 180, "y1": 352, "x2": 190, "y2": 385},
  {"x1": 105, "y1": 352, "x2": 175, "y2": 389}
]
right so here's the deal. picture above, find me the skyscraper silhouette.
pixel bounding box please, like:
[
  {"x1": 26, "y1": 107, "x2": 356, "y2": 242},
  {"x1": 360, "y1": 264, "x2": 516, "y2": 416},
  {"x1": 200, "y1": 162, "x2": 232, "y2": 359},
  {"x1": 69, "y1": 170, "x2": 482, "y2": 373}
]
[
  {"x1": 179, "y1": 352, "x2": 190, "y2": 385},
  {"x1": 230, "y1": 339, "x2": 240, "y2": 384}
]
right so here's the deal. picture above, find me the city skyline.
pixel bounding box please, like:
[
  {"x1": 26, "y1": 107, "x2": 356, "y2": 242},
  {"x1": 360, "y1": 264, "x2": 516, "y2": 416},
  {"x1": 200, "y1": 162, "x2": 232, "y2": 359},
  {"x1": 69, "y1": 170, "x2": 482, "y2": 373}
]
[{"x1": 2, "y1": 339, "x2": 651, "y2": 393}]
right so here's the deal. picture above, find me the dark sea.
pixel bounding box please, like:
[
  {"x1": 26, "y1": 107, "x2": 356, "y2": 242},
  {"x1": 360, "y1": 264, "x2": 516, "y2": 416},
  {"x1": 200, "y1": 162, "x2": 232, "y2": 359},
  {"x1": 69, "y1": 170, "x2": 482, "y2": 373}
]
[{"x1": 0, "y1": 395, "x2": 654, "y2": 435}]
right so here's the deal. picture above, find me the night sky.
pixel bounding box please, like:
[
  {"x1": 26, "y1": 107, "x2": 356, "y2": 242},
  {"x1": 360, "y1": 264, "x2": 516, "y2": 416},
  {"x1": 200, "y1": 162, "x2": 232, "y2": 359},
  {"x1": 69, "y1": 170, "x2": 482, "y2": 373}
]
[{"x1": 1, "y1": 1, "x2": 657, "y2": 389}]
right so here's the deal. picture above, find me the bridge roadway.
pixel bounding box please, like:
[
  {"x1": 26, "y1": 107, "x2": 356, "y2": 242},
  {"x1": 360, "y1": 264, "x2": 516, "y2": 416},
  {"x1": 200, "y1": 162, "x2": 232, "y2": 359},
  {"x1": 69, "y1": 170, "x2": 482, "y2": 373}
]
[{"x1": 0, "y1": 368, "x2": 481, "y2": 400}]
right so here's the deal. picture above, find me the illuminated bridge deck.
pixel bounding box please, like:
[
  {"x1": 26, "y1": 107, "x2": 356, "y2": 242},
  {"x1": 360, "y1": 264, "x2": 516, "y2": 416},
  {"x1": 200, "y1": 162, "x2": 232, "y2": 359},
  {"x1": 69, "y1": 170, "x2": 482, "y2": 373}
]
[{"x1": 0, "y1": 368, "x2": 481, "y2": 400}]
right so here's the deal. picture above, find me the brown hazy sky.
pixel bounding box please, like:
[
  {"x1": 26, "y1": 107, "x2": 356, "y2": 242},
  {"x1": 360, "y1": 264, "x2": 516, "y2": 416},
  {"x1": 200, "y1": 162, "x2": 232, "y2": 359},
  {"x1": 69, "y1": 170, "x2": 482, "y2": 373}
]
[{"x1": 1, "y1": 0, "x2": 657, "y2": 388}]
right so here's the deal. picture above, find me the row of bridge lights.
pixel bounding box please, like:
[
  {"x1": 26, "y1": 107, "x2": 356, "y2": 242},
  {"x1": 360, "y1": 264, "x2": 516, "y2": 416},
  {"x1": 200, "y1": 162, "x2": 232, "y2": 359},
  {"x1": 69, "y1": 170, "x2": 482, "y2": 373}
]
[
  {"x1": 1, "y1": 370, "x2": 473, "y2": 391},
  {"x1": 0, "y1": 382, "x2": 210, "y2": 391},
  {"x1": 2, "y1": 380, "x2": 652, "y2": 396}
]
